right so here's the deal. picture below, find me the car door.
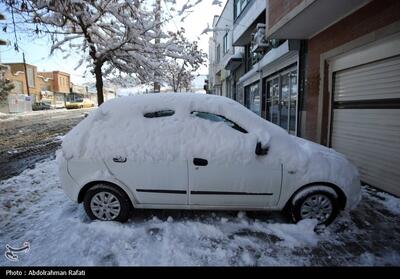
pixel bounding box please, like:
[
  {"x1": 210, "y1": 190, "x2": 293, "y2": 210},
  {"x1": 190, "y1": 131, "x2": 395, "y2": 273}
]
[
  {"x1": 188, "y1": 111, "x2": 282, "y2": 208},
  {"x1": 104, "y1": 109, "x2": 188, "y2": 205}
]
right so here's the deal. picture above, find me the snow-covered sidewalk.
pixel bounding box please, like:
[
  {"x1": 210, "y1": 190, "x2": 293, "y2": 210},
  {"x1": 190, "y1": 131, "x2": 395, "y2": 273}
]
[
  {"x1": 0, "y1": 107, "x2": 94, "y2": 123},
  {"x1": 0, "y1": 158, "x2": 399, "y2": 266}
]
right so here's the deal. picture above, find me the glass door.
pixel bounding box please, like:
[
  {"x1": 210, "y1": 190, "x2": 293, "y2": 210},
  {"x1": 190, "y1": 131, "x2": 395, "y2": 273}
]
[
  {"x1": 265, "y1": 66, "x2": 298, "y2": 135},
  {"x1": 289, "y1": 71, "x2": 298, "y2": 135},
  {"x1": 280, "y1": 72, "x2": 289, "y2": 131},
  {"x1": 266, "y1": 77, "x2": 279, "y2": 124}
]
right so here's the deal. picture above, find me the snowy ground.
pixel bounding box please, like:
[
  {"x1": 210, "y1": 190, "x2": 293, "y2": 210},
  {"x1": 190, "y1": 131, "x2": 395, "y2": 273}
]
[
  {"x1": 1, "y1": 158, "x2": 399, "y2": 266},
  {"x1": 0, "y1": 108, "x2": 90, "y2": 180}
]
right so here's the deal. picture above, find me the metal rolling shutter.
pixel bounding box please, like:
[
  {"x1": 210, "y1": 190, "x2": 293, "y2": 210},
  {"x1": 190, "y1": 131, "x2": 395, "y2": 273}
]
[{"x1": 331, "y1": 55, "x2": 400, "y2": 196}]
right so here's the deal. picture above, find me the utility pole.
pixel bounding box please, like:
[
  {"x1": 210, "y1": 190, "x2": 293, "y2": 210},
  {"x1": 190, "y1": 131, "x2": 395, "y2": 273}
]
[
  {"x1": 22, "y1": 52, "x2": 30, "y2": 96},
  {"x1": 153, "y1": 0, "x2": 161, "y2": 93}
]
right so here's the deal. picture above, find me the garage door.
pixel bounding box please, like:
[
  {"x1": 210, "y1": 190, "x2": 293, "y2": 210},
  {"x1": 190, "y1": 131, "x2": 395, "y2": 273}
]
[{"x1": 331, "y1": 55, "x2": 400, "y2": 196}]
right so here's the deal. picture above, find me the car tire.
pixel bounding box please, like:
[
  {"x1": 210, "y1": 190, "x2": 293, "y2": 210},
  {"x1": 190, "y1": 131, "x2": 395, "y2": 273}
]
[
  {"x1": 83, "y1": 184, "x2": 132, "y2": 222},
  {"x1": 290, "y1": 188, "x2": 340, "y2": 226}
]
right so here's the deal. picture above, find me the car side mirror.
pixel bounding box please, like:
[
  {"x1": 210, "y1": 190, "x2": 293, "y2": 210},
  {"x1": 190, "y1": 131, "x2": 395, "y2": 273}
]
[{"x1": 255, "y1": 142, "x2": 269, "y2": 156}]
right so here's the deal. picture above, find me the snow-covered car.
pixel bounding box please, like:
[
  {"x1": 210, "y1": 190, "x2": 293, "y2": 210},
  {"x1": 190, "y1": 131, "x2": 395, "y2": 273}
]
[{"x1": 57, "y1": 93, "x2": 361, "y2": 225}]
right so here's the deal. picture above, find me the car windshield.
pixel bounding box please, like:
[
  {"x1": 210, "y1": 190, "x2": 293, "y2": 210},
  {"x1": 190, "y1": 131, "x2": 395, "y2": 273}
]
[{"x1": 191, "y1": 111, "x2": 248, "y2": 134}]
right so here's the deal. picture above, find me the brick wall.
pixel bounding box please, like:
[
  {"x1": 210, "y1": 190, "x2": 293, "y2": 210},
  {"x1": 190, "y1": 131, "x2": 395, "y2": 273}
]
[
  {"x1": 4, "y1": 63, "x2": 41, "y2": 101},
  {"x1": 304, "y1": 0, "x2": 400, "y2": 144},
  {"x1": 39, "y1": 71, "x2": 71, "y2": 94},
  {"x1": 268, "y1": 0, "x2": 304, "y2": 28},
  {"x1": 53, "y1": 72, "x2": 70, "y2": 93}
]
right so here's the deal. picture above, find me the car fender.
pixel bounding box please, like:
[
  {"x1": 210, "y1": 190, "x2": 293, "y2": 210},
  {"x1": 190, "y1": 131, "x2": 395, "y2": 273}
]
[
  {"x1": 67, "y1": 159, "x2": 139, "y2": 206},
  {"x1": 278, "y1": 164, "x2": 361, "y2": 210}
]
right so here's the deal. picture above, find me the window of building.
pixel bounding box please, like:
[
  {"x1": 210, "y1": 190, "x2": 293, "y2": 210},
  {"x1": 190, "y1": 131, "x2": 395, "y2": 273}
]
[
  {"x1": 234, "y1": 0, "x2": 249, "y2": 20},
  {"x1": 27, "y1": 67, "x2": 35, "y2": 88},
  {"x1": 265, "y1": 67, "x2": 298, "y2": 135},
  {"x1": 216, "y1": 44, "x2": 221, "y2": 63},
  {"x1": 223, "y1": 33, "x2": 228, "y2": 54},
  {"x1": 244, "y1": 82, "x2": 260, "y2": 115}
]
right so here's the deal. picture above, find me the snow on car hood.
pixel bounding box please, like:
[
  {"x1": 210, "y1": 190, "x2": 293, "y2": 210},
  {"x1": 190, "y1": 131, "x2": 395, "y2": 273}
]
[
  {"x1": 59, "y1": 93, "x2": 354, "y2": 182},
  {"x1": 292, "y1": 136, "x2": 360, "y2": 191}
]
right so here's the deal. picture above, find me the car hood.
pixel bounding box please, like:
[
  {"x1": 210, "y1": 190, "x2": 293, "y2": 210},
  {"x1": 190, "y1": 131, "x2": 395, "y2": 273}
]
[{"x1": 291, "y1": 136, "x2": 360, "y2": 200}]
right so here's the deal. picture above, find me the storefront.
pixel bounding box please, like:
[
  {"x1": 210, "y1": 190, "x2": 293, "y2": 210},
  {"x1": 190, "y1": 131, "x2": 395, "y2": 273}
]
[
  {"x1": 264, "y1": 65, "x2": 298, "y2": 135},
  {"x1": 237, "y1": 40, "x2": 301, "y2": 135},
  {"x1": 54, "y1": 93, "x2": 66, "y2": 108},
  {"x1": 244, "y1": 82, "x2": 260, "y2": 115}
]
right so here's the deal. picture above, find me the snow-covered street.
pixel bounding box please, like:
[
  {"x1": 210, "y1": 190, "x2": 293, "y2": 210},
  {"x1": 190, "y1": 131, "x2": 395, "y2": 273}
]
[
  {"x1": 0, "y1": 108, "x2": 91, "y2": 180},
  {"x1": 1, "y1": 158, "x2": 399, "y2": 266}
]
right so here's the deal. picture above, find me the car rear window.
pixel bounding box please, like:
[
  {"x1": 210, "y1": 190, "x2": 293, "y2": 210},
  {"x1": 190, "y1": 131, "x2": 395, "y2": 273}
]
[{"x1": 144, "y1": 110, "x2": 175, "y2": 118}]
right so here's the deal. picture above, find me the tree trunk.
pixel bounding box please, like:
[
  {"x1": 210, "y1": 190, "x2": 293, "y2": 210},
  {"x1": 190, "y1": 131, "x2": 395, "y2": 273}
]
[{"x1": 94, "y1": 63, "x2": 104, "y2": 106}]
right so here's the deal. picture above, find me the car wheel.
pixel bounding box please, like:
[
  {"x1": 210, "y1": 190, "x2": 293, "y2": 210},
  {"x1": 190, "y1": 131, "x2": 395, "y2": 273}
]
[
  {"x1": 83, "y1": 184, "x2": 132, "y2": 222},
  {"x1": 290, "y1": 188, "x2": 340, "y2": 226}
]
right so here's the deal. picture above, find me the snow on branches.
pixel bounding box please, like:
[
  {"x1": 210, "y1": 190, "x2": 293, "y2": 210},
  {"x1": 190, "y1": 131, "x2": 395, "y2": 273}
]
[{"x1": 2, "y1": 0, "x2": 208, "y2": 103}]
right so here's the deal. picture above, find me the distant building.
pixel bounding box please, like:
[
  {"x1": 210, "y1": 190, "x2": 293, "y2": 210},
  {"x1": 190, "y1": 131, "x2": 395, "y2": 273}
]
[
  {"x1": 86, "y1": 84, "x2": 117, "y2": 104},
  {"x1": 69, "y1": 83, "x2": 88, "y2": 102},
  {"x1": 5, "y1": 63, "x2": 41, "y2": 102},
  {"x1": 38, "y1": 71, "x2": 70, "y2": 108}
]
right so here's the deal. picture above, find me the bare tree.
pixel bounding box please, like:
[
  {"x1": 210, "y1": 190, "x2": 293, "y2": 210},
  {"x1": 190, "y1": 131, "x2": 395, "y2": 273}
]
[{"x1": 163, "y1": 60, "x2": 192, "y2": 92}]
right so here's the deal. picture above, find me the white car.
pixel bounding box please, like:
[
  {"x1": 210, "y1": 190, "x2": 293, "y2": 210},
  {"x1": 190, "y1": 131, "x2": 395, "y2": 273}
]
[{"x1": 57, "y1": 93, "x2": 361, "y2": 225}]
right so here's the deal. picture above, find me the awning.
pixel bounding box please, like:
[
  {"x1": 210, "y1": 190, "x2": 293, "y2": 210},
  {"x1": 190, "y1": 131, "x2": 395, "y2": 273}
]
[
  {"x1": 267, "y1": 0, "x2": 370, "y2": 39},
  {"x1": 224, "y1": 53, "x2": 243, "y2": 71}
]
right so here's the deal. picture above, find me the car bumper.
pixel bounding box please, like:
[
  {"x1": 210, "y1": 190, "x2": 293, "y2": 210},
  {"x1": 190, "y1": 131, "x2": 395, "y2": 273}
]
[{"x1": 58, "y1": 156, "x2": 80, "y2": 202}]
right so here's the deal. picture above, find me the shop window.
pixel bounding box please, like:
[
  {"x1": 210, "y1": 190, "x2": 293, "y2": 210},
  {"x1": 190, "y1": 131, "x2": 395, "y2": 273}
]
[
  {"x1": 265, "y1": 67, "x2": 298, "y2": 135},
  {"x1": 244, "y1": 82, "x2": 260, "y2": 116}
]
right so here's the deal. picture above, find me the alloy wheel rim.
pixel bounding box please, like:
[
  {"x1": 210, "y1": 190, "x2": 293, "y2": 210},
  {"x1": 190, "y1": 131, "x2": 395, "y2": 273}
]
[
  {"x1": 90, "y1": 192, "x2": 121, "y2": 221},
  {"x1": 300, "y1": 194, "x2": 333, "y2": 223}
]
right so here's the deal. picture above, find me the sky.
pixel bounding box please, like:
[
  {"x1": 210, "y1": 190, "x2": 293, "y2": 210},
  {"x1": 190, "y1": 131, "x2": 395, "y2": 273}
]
[{"x1": 0, "y1": 0, "x2": 226, "y2": 85}]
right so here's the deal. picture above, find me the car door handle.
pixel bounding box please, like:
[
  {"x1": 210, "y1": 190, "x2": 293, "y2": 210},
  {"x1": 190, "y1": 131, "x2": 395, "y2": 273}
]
[
  {"x1": 193, "y1": 158, "x2": 208, "y2": 166},
  {"x1": 113, "y1": 156, "x2": 127, "y2": 163}
]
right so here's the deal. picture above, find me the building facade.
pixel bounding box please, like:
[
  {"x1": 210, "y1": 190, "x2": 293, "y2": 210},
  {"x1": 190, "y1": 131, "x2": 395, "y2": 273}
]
[
  {"x1": 2, "y1": 65, "x2": 73, "y2": 110},
  {"x1": 38, "y1": 71, "x2": 70, "y2": 108},
  {"x1": 5, "y1": 63, "x2": 41, "y2": 101},
  {"x1": 209, "y1": 0, "x2": 400, "y2": 196}
]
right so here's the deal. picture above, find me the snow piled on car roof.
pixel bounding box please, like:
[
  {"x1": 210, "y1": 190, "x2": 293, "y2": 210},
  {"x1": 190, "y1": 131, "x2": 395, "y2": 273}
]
[
  {"x1": 59, "y1": 93, "x2": 308, "y2": 170},
  {"x1": 59, "y1": 93, "x2": 362, "y2": 194}
]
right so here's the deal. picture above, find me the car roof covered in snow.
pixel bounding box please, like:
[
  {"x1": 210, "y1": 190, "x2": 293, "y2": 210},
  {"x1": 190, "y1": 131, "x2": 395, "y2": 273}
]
[
  {"x1": 58, "y1": 92, "x2": 359, "y2": 201},
  {"x1": 60, "y1": 93, "x2": 302, "y2": 164}
]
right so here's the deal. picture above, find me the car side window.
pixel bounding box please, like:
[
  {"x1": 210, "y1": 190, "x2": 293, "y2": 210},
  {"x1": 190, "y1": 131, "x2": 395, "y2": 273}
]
[
  {"x1": 191, "y1": 111, "x2": 248, "y2": 134},
  {"x1": 144, "y1": 110, "x2": 175, "y2": 118}
]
